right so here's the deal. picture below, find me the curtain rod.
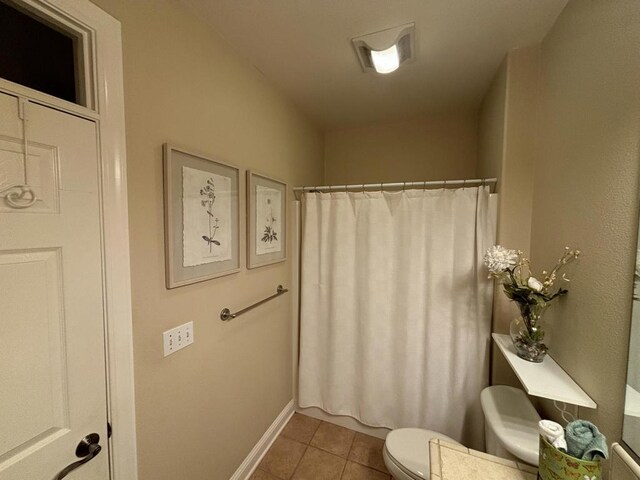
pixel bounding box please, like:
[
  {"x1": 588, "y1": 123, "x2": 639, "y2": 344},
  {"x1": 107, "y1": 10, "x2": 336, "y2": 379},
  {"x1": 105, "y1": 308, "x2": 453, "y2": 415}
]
[{"x1": 294, "y1": 178, "x2": 498, "y2": 196}]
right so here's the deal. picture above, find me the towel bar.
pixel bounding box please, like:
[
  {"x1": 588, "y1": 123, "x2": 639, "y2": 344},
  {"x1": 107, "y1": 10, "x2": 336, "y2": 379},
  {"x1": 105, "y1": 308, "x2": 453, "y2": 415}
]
[{"x1": 220, "y1": 285, "x2": 288, "y2": 321}]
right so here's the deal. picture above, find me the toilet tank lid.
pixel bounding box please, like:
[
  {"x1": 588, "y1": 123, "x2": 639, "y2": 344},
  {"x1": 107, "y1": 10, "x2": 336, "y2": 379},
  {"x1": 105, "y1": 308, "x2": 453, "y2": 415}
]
[
  {"x1": 385, "y1": 428, "x2": 461, "y2": 479},
  {"x1": 481, "y1": 385, "x2": 541, "y2": 466}
]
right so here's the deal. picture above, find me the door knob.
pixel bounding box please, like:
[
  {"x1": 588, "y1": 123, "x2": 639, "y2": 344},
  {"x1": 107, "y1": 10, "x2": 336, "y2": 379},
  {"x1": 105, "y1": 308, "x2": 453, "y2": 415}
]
[{"x1": 54, "y1": 433, "x2": 102, "y2": 480}]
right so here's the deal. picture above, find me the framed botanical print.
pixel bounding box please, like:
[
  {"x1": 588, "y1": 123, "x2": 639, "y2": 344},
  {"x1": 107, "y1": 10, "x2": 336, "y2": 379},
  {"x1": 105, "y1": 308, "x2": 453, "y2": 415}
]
[
  {"x1": 247, "y1": 171, "x2": 286, "y2": 269},
  {"x1": 163, "y1": 144, "x2": 240, "y2": 288}
]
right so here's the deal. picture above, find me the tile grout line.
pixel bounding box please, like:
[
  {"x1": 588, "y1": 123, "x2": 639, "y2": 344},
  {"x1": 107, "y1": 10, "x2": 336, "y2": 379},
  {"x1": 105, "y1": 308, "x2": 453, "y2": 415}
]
[
  {"x1": 288, "y1": 418, "x2": 318, "y2": 480},
  {"x1": 297, "y1": 421, "x2": 353, "y2": 480},
  {"x1": 348, "y1": 433, "x2": 390, "y2": 475},
  {"x1": 339, "y1": 432, "x2": 358, "y2": 479},
  {"x1": 279, "y1": 414, "x2": 321, "y2": 480},
  {"x1": 313, "y1": 447, "x2": 349, "y2": 479},
  {"x1": 338, "y1": 461, "x2": 348, "y2": 480},
  {"x1": 310, "y1": 419, "x2": 322, "y2": 443},
  {"x1": 288, "y1": 443, "x2": 309, "y2": 480},
  {"x1": 288, "y1": 417, "x2": 322, "y2": 478},
  {"x1": 276, "y1": 416, "x2": 389, "y2": 480}
]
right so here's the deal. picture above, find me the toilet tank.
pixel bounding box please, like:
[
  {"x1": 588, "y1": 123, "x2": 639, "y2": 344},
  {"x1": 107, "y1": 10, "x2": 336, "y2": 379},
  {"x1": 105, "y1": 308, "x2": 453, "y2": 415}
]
[{"x1": 481, "y1": 385, "x2": 541, "y2": 466}]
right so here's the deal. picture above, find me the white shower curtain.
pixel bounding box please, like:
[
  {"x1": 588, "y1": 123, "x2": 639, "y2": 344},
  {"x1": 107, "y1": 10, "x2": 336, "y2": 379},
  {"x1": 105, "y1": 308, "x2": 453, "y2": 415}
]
[{"x1": 298, "y1": 186, "x2": 497, "y2": 449}]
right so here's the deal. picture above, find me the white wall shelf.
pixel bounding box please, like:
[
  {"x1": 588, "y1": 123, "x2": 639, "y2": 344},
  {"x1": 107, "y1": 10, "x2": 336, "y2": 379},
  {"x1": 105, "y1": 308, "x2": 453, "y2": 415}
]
[{"x1": 492, "y1": 333, "x2": 597, "y2": 409}]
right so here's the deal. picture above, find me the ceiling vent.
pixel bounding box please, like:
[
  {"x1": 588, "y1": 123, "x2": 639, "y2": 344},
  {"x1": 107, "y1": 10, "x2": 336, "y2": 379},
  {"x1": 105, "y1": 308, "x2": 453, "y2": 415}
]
[{"x1": 352, "y1": 23, "x2": 415, "y2": 74}]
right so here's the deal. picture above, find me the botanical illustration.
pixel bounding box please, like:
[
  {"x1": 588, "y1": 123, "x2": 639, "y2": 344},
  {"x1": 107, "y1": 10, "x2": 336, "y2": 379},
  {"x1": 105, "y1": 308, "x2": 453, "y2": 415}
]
[
  {"x1": 182, "y1": 166, "x2": 231, "y2": 266},
  {"x1": 255, "y1": 184, "x2": 282, "y2": 255},
  {"x1": 200, "y1": 178, "x2": 220, "y2": 251},
  {"x1": 261, "y1": 196, "x2": 278, "y2": 244}
]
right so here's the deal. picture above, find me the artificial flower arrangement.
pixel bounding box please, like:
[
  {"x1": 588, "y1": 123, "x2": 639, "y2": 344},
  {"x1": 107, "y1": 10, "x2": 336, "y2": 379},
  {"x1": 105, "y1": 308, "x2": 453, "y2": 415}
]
[{"x1": 484, "y1": 245, "x2": 581, "y2": 362}]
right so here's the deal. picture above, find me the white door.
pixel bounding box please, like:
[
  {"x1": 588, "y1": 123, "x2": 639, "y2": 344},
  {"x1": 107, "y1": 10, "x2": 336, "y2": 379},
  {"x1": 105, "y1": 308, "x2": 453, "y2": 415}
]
[{"x1": 0, "y1": 92, "x2": 109, "y2": 480}]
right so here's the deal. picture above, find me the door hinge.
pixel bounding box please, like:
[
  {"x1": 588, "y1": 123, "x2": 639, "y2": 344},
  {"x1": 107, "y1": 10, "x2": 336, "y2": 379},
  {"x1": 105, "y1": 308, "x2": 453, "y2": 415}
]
[{"x1": 107, "y1": 422, "x2": 112, "y2": 438}]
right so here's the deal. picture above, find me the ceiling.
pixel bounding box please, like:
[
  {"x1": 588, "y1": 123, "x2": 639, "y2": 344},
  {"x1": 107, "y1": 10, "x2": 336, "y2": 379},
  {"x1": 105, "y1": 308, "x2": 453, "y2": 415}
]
[{"x1": 183, "y1": 0, "x2": 568, "y2": 130}]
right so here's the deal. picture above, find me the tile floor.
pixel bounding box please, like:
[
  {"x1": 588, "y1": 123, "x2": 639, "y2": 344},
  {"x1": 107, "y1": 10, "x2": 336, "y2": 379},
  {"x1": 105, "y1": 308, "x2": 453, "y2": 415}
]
[{"x1": 252, "y1": 413, "x2": 391, "y2": 480}]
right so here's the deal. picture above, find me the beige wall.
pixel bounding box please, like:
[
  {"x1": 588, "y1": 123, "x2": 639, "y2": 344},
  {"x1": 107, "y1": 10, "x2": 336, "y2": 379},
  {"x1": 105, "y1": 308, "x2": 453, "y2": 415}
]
[
  {"x1": 89, "y1": 1, "x2": 323, "y2": 479},
  {"x1": 530, "y1": 0, "x2": 640, "y2": 448},
  {"x1": 87, "y1": 0, "x2": 640, "y2": 475},
  {"x1": 477, "y1": 58, "x2": 507, "y2": 182},
  {"x1": 478, "y1": 46, "x2": 541, "y2": 387},
  {"x1": 495, "y1": 45, "x2": 538, "y2": 270},
  {"x1": 477, "y1": 57, "x2": 510, "y2": 387},
  {"x1": 477, "y1": 1, "x2": 640, "y2": 456},
  {"x1": 481, "y1": 0, "x2": 640, "y2": 452},
  {"x1": 324, "y1": 111, "x2": 478, "y2": 185}
]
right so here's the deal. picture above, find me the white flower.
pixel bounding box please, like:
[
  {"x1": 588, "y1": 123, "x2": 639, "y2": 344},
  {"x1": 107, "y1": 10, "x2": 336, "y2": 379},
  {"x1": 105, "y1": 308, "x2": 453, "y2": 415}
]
[
  {"x1": 484, "y1": 245, "x2": 518, "y2": 274},
  {"x1": 527, "y1": 276, "x2": 544, "y2": 292}
]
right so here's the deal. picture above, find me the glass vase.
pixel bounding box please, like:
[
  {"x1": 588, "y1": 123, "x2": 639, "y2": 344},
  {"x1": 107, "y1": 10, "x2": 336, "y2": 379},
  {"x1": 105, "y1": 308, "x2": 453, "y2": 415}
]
[{"x1": 509, "y1": 316, "x2": 548, "y2": 363}]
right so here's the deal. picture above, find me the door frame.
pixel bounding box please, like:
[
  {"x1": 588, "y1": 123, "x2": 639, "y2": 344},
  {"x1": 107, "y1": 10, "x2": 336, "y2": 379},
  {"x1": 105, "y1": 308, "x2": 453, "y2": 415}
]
[{"x1": 0, "y1": 1, "x2": 137, "y2": 479}]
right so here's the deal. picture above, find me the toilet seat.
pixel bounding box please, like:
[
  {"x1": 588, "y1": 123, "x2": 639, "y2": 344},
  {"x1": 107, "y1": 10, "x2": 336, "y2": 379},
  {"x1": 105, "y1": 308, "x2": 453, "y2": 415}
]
[
  {"x1": 383, "y1": 447, "x2": 424, "y2": 480},
  {"x1": 383, "y1": 428, "x2": 461, "y2": 480}
]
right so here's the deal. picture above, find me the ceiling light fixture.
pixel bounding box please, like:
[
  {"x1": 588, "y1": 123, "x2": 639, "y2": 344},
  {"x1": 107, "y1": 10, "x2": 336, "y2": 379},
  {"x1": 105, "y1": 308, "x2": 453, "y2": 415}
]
[
  {"x1": 370, "y1": 44, "x2": 400, "y2": 74},
  {"x1": 352, "y1": 23, "x2": 415, "y2": 75}
]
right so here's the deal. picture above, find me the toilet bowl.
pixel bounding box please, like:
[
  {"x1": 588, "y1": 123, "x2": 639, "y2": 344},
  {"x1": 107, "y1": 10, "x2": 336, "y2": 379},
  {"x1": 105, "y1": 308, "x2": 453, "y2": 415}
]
[
  {"x1": 383, "y1": 428, "x2": 461, "y2": 480},
  {"x1": 382, "y1": 386, "x2": 541, "y2": 480}
]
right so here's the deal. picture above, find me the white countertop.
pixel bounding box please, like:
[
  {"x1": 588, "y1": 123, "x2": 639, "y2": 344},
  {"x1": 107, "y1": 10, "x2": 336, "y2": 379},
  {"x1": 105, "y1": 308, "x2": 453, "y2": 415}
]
[{"x1": 429, "y1": 439, "x2": 537, "y2": 480}]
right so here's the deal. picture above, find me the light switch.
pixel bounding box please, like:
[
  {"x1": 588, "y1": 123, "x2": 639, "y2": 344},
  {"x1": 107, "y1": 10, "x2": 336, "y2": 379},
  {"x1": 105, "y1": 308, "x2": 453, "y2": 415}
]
[{"x1": 163, "y1": 321, "x2": 194, "y2": 357}]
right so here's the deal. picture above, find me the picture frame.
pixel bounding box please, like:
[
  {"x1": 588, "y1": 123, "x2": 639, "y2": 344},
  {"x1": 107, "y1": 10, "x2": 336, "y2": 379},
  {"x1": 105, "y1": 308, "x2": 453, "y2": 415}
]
[
  {"x1": 163, "y1": 144, "x2": 240, "y2": 288},
  {"x1": 247, "y1": 170, "x2": 287, "y2": 269}
]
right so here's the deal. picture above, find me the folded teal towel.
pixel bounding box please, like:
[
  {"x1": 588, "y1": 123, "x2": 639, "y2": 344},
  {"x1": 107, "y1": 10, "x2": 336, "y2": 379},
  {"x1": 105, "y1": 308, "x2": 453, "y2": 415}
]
[{"x1": 565, "y1": 420, "x2": 608, "y2": 461}]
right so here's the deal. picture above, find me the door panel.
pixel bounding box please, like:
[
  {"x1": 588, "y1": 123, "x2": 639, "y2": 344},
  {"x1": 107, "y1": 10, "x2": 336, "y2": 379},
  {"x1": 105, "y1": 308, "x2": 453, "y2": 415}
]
[
  {"x1": 0, "y1": 249, "x2": 68, "y2": 456},
  {"x1": 0, "y1": 137, "x2": 60, "y2": 214},
  {"x1": 0, "y1": 92, "x2": 109, "y2": 479}
]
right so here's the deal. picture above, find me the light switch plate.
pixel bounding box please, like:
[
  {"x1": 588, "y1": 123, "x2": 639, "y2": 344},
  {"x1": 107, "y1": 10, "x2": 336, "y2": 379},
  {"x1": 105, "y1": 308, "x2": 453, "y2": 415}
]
[{"x1": 163, "y1": 321, "x2": 194, "y2": 357}]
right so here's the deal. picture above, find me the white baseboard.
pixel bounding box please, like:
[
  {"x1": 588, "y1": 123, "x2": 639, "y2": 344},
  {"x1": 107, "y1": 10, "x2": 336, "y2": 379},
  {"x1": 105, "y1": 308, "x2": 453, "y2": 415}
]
[{"x1": 230, "y1": 399, "x2": 295, "y2": 480}]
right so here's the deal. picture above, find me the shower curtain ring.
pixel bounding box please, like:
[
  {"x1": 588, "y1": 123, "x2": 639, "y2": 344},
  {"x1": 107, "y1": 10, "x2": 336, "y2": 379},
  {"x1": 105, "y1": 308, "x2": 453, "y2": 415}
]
[
  {"x1": 403, "y1": 181, "x2": 406, "y2": 191},
  {"x1": 362, "y1": 183, "x2": 365, "y2": 193},
  {"x1": 463, "y1": 179, "x2": 467, "y2": 189},
  {"x1": 380, "y1": 182, "x2": 383, "y2": 192},
  {"x1": 423, "y1": 181, "x2": 427, "y2": 191},
  {"x1": 443, "y1": 180, "x2": 447, "y2": 191}
]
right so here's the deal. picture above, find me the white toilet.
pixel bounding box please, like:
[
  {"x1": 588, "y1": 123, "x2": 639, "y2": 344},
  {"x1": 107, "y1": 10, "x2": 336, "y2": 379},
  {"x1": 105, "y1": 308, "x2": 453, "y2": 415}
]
[
  {"x1": 382, "y1": 386, "x2": 541, "y2": 479},
  {"x1": 382, "y1": 428, "x2": 461, "y2": 480}
]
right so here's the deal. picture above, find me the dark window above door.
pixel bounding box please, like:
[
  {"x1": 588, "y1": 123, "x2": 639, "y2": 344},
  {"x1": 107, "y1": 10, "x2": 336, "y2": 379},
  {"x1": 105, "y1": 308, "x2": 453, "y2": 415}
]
[{"x1": 0, "y1": 0, "x2": 80, "y2": 105}]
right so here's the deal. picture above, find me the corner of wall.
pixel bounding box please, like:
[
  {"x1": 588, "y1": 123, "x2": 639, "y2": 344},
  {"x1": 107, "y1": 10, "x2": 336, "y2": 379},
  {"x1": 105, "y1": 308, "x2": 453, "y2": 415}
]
[{"x1": 480, "y1": 44, "x2": 541, "y2": 388}]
